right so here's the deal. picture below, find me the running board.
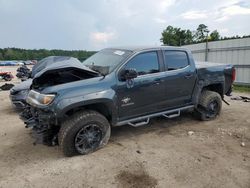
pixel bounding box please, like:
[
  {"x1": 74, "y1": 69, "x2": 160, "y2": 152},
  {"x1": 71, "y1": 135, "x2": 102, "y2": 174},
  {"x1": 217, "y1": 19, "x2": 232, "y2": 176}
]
[
  {"x1": 116, "y1": 105, "x2": 194, "y2": 127},
  {"x1": 128, "y1": 118, "x2": 150, "y2": 127},
  {"x1": 162, "y1": 110, "x2": 180, "y2": 119}
]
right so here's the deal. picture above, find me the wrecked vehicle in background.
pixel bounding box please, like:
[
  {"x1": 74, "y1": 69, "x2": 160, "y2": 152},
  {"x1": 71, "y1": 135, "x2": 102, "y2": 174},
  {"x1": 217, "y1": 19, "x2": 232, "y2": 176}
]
[
  {"x1": 16, "y1": 65, "x2": 32, "y2": 81},
  {"x1": 0, "y1": 70, "x2": 14, "y2": 81},
  {"x1": 10, "y1": 56, "x2": 77, "y2": 110},
  {"x1": 19, "y1": 46, "x2": 235, "y2": 157}
]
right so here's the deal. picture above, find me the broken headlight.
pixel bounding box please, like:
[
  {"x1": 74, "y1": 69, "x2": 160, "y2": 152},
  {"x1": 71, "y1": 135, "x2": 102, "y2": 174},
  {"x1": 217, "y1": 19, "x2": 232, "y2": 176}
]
[{"x1": 26, "y1": 90, "x2": 56, "y2": 107}]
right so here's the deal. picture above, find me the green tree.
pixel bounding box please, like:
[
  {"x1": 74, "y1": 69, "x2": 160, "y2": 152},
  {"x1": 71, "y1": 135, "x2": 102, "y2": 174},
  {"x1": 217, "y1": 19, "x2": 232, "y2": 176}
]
[
  {"x1": 0, "y1": 52, "x2": 3, "y2": 60},
  {"x1": 161, "y1": 26, "x2": 178, "y2": 46},
  {"x1": 0, "y1": 48, "x2": 96, "y2": 61},
  {"x1": 209, "y1": 30, "x2": 220, "y2": 41},
  {"x1": 4, "y1": 48, "x2": 16, "y2": 60},
  {"x1": 195, "y1": 24, "x2": 209, "y2": 42},
  {"x1": 161, "y1": 24, "x2": 250, "y2": 45},
  {"x1": 161, "y1": 26, "x2": 194, "y2": 46},
  {"x1": 183, "y1": 29, "x2": 194, "y2": 45}
]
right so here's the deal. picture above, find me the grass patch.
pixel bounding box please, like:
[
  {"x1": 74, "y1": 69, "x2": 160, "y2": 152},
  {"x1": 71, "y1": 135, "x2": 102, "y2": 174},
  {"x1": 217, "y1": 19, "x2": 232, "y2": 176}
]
[{"x1": 233, "y1": 84, "x2": 250, "y2": 93}]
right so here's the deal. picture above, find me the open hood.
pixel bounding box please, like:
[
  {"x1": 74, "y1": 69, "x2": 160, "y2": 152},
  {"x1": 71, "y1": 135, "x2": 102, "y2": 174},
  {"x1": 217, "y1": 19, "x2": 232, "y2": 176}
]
[
  {"x1": 32, "y1": 57, "x2": 100, "y2": 90},
  {"x1": 33, "y1": 57, "x2": 98, "y2": 79},
  {"x1": 32, "y1": 56, "x2": 79, "y2": 77}
]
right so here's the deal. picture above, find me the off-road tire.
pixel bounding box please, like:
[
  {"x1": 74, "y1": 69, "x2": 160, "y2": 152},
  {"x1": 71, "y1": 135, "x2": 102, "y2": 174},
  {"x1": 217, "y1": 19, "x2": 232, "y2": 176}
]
[
  {"x1": 194, "y1": 90, "x2": 222, "y2": 121},
  {"x1": 58, "y1": 110, "x2": 111, "y2": 157}
]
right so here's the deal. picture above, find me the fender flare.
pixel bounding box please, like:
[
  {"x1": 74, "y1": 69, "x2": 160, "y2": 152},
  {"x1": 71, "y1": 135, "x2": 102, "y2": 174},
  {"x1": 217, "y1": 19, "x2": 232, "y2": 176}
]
[
  {"x1": 54, "y1": 90, "x2": 118, "y2": 123},
  {"x1": 192, "y1": 80, "x2": 224, "y2": 106}
]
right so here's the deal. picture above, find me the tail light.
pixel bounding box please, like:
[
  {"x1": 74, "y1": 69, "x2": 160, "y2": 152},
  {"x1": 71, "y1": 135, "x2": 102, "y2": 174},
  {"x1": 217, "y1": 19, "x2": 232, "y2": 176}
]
[{"x1": 232, "y1": 67, "x2": 236, "y2": 82}]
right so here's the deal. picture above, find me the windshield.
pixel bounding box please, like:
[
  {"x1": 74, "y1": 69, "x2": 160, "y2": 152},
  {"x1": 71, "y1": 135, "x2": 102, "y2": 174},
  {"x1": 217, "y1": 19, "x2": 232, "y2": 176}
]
[{"x1": 82, "y1": 49, "x2": 132, "y2": 75}]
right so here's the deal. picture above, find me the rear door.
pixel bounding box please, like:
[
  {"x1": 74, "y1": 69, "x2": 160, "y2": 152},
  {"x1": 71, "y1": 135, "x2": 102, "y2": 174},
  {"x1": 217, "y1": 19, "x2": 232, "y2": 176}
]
[
  {"x1": 116, "y1": 51, "x2": 166, "y2": 120},
  {"x1": 163, "y1": 50, "x2": 196, "y2": 108}
]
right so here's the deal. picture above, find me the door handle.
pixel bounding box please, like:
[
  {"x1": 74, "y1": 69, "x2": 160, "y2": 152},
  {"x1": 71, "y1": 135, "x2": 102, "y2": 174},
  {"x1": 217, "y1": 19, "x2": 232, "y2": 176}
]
[
  {"x1": 153, "y1": 80, "x2": 160, "y2": 85},
  {"x1": 184, "y1": 74, "x2": 193, "y2": 79},
  {"x1": 153, "y1": 78, "x2": 163, "y2": 85}
]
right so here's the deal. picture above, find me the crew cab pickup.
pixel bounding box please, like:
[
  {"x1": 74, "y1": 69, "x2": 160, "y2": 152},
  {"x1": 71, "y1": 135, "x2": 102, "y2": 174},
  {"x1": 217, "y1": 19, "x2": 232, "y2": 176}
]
[{"x1": 20, "y1": 46, "x2": 235, "y2": 156}]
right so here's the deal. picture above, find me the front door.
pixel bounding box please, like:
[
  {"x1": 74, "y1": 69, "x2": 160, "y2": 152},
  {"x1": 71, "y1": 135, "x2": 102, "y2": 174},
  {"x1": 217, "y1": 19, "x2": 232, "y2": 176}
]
[{"x1": 116, "y1": 51, "x2": 165, "y2": 121}]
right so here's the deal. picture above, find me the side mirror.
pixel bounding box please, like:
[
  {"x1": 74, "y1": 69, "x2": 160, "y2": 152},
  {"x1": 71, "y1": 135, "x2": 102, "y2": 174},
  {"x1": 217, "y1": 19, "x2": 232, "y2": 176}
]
[{"x1": 120, "y1": 69, "x2": 138, "y2": 81}]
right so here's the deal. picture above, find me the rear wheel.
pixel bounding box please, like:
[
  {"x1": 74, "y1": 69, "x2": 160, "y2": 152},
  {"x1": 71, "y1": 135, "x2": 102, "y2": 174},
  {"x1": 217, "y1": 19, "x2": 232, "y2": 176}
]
[
  {"x1": 194, "y1": 90, "x2": 222, "y2": 121},
  {"x1": 58, "y1": 110, "x2": 111, "y2": 157}
]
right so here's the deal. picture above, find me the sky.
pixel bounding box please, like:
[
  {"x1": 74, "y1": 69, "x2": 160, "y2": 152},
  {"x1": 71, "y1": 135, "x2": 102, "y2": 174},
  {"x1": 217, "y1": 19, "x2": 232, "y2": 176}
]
[{"x1": 0, "y1": 0, "x2": 250, "y2": 50}]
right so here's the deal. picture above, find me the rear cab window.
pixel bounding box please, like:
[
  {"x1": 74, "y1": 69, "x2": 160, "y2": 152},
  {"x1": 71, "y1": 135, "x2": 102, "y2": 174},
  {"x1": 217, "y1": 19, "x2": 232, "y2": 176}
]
[{"x1": 164, "y1": 51, "x2": 189, "y2": 71}]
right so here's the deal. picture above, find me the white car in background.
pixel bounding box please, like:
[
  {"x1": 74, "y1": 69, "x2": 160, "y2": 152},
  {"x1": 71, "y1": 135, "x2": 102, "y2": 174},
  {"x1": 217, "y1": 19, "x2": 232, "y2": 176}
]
[
  {"x1": 16, "y1": 61, "x2": 24, "y2": 66},
  {"x1": 24, "y1": 60, "x2": 33, "y2": 65}
]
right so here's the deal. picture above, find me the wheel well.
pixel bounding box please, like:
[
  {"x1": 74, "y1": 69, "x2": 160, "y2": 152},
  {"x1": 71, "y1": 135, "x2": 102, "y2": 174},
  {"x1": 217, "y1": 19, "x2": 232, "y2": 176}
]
[
  {"x1": 64, "y1": 103, "x2": 112, "y2": 122},
  {"x1": 203, "y1": 83, "x2": 223, "y2": 98}
]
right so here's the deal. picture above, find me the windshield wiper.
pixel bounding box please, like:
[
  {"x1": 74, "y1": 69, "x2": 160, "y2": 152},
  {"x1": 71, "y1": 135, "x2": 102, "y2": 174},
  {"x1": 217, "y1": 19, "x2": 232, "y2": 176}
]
[
  {"x1": 87, "y1": 65, "x2": 106, "y2": 79},
  {"x1": 92, "y1": 67, "x2": 106, "y2": 78},
  {"x1": 85, "y1": 63, "x2": 109, "y2": 78}
]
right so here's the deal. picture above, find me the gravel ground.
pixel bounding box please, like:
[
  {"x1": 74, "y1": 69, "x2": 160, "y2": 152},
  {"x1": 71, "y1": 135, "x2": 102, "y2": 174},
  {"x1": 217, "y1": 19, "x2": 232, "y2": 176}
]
[{"x1": 0, "y1": 67, "x2": 250, "y2": 188}]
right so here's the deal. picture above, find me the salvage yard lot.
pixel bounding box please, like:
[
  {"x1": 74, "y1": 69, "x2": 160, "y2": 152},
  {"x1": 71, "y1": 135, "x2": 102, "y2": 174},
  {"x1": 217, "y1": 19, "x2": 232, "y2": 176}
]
[{"x1": 0, "y1": 80, "x2": 250, "y2": 187}]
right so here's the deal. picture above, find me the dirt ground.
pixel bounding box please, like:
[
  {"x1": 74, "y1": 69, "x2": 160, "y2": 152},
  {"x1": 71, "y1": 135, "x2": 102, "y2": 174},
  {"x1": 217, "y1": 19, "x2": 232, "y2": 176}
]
[{"x1": 0, "y1": 66, "x2": 250, "y2": 188}]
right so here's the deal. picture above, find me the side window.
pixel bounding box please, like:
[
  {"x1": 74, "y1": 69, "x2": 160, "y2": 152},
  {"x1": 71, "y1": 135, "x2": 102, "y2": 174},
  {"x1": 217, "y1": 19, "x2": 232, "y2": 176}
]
[
  {"x1": 164, "y1": 51, "x2": 189, "y2": 71},
  {"x1": 124, "y1": 52, "x2": 159, "y2": 76}
]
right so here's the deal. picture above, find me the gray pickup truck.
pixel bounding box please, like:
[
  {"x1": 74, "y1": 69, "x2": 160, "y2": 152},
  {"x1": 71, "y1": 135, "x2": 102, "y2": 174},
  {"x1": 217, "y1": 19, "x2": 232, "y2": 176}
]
[{"x1": 20, "y1": 46, "x2": 235, "y2": 156}]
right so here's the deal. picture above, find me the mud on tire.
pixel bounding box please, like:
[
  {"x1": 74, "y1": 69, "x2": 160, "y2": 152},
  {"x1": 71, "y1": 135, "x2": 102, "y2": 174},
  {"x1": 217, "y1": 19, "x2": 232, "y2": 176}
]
[
  {"x1": 58, "y1": 110, "x2": 111, "y2": 157},
  {"x1": 194, "y1": 90, "x2": 222, "y2": 121}
]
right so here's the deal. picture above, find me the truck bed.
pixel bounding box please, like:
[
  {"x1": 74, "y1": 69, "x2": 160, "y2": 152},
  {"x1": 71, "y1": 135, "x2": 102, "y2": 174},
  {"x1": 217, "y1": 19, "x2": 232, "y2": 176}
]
[{"x1": 195, "y1": 61, "x2": 235, "y2": 96}]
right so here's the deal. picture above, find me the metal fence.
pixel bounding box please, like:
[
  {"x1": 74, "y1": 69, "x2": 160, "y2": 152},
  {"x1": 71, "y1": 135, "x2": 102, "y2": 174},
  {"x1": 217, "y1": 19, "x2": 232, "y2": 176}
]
[{"x1": 182, "y1": 38, "x2": 250, "y2": 85}]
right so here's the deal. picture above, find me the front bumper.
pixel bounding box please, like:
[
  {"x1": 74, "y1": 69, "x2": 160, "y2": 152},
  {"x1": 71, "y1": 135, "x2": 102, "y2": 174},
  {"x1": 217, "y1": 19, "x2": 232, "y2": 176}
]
[
  {"x1": 19, "y1": 106, "x2": 59, "y2": 145},
  {"x1": 9, "y1": 90, "x2": 29, "y2": 110},
  {"x1": 11, "y1": 99, "x2": 26, "y2": 109}
]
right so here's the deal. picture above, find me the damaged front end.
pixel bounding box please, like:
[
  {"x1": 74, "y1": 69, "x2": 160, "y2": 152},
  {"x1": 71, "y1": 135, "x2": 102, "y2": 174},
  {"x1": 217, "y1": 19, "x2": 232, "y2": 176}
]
[
  {"x1": 20, "y1": 89, "x2": 59, "y2": 145},
  {"x1": 19, "y1": 58, "x2": 100, "y2": 146},
  {"x1": 31, "y1": 58, "x2": 99, "y2": 90},
  {"x1": 20, "y1": 105, "x2": 59, "y2": 145}
]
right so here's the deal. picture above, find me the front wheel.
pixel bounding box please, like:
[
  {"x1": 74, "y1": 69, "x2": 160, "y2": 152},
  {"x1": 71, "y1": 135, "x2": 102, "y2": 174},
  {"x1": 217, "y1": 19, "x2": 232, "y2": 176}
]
[
  {"x1": 58, "y1": 110, "x2": 111, "y2": 157},
  {"x1": 194, "y1": 90, "x2": 222, "y2": 121}
]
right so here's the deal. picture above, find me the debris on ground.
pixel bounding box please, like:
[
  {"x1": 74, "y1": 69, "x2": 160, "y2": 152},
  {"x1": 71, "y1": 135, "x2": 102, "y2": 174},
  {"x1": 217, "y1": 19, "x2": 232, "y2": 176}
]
[
  {"x1": 136, "y1": 150, "x2": 141, "y2": 154},
  {"x1": 241, "y1": 142, "x2": 246, "y2": 147},
  {"x1": 0, "y1": 83, "x2": 14, "y2": 91},
  {"x1": 231, "y1": 96, "x2": 250, "y2": 102},
  {"x1": 188, "y1": 131, "x2": 194, "y2": 136}
]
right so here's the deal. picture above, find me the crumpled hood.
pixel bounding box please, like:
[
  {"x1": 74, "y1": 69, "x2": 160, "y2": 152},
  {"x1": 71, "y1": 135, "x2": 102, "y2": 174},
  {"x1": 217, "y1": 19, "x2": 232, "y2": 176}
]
[
  {"x1": 32, "y1": 56, "x2": 81, "y2": 77},
  {"x1": 33, "y1": 57, "x2": 98, "y2": 79},
  {"x1": 31, "y1": 57, "x2": 100, "y2": 90}
]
